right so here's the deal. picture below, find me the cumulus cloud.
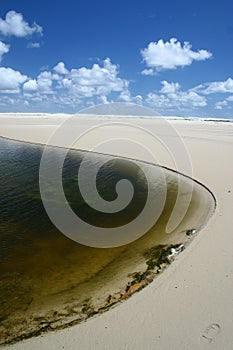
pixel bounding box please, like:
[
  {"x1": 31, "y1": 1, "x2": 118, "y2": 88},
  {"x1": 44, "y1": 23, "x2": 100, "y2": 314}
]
[
  {"x1": 0, "y1": 67, "x2": 28, "y2": 92},
  {"x1": 53, "y1": 62, "x2": 69, "y2": 75},
  {"x1": 146, "y1": 80, "x2": 207, "y2": 109},
  {"x1": 23, "y1": 71, "x2": 59, "y2": 95},
  {"x1": 146, "y1": 93, "x2": 170, "y2": 109},
  {"x1": 36, "y1": 71, "x2": 54, "y2": 93},
  {"x1": 141, "y1": 68, "x2": 156, "y2": 76},
  {"x1": 3, "y1": 58, "x2": 130, "y2": 111},
  {"x1": 193, "y1": 78, "x2": 233, "y2": 94},
  {"x1": 160, "y1": 80, "x2": 180, "y2": 94},
  {"x1": 0, "y1": 10, "x2": 43, "y2": 37},
  {"x1": 0, "y1": 41, "x2": 9, "y2": 62},
  {"x1": 119, "y1": 90, "x2": 131, "y2": 102},
  {"x1": 60, "y1": 58, "x2": 129, "y2": 98},
  {"x1": 23, "y1": 79, "x2": 38, "y2": 91},
  {"x1": 133, "y1": 95, "x2": 143, "y2": 104},
  {"x1": 141, "y1": 38, "x2": 212, "y2": 73}
]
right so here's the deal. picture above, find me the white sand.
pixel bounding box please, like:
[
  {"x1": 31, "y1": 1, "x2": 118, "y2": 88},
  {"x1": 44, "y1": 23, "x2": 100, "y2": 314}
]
[{"x1": 1, "y1": 114, "x2": 233, "y2": 349}]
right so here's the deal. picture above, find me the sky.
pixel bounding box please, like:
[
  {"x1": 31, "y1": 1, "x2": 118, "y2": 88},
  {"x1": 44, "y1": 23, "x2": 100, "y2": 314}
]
[{"x1": 0, "y1": 0, "x2": 233, "y2": 117}]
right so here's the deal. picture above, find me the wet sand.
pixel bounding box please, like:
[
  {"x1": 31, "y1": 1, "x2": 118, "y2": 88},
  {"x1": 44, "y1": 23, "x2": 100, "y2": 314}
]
[{"x1": 0, "y1": 114, "x2": 233, "y2": 349}]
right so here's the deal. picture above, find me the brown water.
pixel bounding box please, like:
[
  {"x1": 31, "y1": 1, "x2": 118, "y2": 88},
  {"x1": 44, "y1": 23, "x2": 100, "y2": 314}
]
[{"x1": 0, "y1": 138, "x2": 216, "y2": 345}]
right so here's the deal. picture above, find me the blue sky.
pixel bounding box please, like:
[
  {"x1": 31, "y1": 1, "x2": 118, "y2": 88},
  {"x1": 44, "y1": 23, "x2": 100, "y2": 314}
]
[{"x1": 0, "y1": 0, "x2": 233, "y2": 117}]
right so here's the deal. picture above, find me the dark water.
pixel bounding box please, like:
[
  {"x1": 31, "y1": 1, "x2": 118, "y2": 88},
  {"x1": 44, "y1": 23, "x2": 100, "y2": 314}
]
[{"x1": 0, "y1": 137, "x2": 216, "y2": 344}]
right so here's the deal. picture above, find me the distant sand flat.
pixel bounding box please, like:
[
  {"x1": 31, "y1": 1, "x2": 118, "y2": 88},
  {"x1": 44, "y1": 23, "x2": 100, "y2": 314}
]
[{"x1": 1, "y1": 114, "x2": 233, "y2": 350}]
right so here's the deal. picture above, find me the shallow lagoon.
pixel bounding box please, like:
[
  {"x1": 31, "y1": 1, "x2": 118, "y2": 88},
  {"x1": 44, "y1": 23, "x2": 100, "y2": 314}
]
[{"x1": 0, "y1": 137, "x2": 215, "y2": 344}]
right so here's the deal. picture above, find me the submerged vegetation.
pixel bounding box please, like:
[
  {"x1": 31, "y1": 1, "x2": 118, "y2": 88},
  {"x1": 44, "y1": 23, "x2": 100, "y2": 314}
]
[{"x1": 1, "y1": 243, "x2": 186, "y2": 345}]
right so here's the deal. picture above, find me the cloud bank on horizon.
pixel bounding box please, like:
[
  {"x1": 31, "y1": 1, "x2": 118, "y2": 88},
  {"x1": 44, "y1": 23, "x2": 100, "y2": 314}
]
[{"x1": 0, "y1": 7, "x2": 232, "y2": 117}]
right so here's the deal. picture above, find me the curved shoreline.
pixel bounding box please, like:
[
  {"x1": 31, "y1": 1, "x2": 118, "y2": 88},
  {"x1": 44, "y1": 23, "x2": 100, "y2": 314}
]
[
  {"x1": 1, "y1": 115, "x2": 233, "y2": 350},
  {"x1": 0, "y1": 136, "x2": 215, "y2": 345},
  {"x1": 0, "y1": 134, "x2": 217, "y2": 209}
]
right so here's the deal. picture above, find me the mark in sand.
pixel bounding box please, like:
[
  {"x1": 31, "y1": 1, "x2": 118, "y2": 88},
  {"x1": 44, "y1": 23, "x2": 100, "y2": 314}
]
[{"x1": 201, "y1": 323, "x2": 221, "y2": 343}]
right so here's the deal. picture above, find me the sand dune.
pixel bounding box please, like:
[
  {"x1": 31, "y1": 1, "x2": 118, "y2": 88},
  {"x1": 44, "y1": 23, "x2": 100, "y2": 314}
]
[{"x1": 1, "y1": 114, "x2": 233, "y2": 349}]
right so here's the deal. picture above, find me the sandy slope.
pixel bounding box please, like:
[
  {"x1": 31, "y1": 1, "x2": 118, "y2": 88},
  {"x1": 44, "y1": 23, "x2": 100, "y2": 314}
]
[{"x1": 1, "y1": 115, "x2": 233, "y2": 349}]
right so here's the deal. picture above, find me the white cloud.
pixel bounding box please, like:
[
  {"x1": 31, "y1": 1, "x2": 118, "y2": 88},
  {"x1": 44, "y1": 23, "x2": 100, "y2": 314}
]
[
  {"x1": 0, "y1": 67, "x2": 28, "y2": 92},
  {"x1": 119, "y1": 90, "x2": 131, "y2": 102},
  {"x1": 177, "y1": 91, "x2": 207, "y2": 107},
  {"x1": 0, "y1": 58, "x2": 130, "y2": 111},
  {"x1": 146, "y1": 93, "x2": 171, "y2": 109},
  {"x1": 27, "y1": 42, "x2": 40, "y2": 48},
  {"x1": 0, "y1": 41, "x2": 10, "y2": 62},
  {"x1": 141, "y1": 68, "x2": 156, "y2": 76},
  {"x1": 37, "y1": 71, "x2": 54, "y2": 93},
  {"x1": 61, "y1": 58, "x2": 129, "y2": 98},
  {"x1": 133, "y1": 95, "x2": 143, "y2": 104},
  {"x1": 193, "y1": 78, "x2": 233, "y2": 94},
  {"x1": 23, "y1": 79, "x2": 38, "y2": 91},
  {"x1": 53, "y1": 62, "x2": 69, "y2": 75},
  {"x1": 160, "y1": 80, "x2": 180, "y2": 94},
  {"x1": 215, "y1": 100, "x2": 228, "y2": 110},
  {"x1": 23, "y1": 72, "x2": 61, "y2": 94},
  {"x1": 118, "y1": 81, "x2": 131, "y2": 102},
  {"x1": 214, "y1": 95, "x2": 233, "y2": 110},
  {"x1": 146, "y1": 80, "x2": 207, "y2": 109},
  {"x1": 0, "y1": 10, "x2": 43, "y2": 37},
  {"x1": 99, "y1": 95, "x2": 109, "y2": 104},
  {"x1": 141, "y1": 38, "x2": 212, "y2": 73}
]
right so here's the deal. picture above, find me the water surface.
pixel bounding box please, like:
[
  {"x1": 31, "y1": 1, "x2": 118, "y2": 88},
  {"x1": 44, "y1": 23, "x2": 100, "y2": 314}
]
[{"x1": 0, "y1": 138, "x2": 215, "y2": 344}]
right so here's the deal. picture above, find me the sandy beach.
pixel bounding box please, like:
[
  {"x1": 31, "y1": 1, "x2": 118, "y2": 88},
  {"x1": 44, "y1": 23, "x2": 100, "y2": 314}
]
[{"x1": 0, "y1": 114, "x2": 233, "y2": 349}]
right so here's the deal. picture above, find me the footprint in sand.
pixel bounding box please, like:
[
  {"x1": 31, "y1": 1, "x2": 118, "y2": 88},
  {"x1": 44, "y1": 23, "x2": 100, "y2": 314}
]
[{"x1": 201, "y1": 323, "x2": 221, "y2": 343}]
